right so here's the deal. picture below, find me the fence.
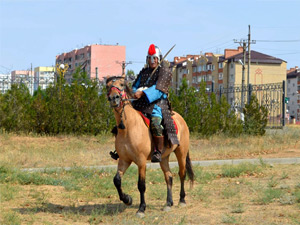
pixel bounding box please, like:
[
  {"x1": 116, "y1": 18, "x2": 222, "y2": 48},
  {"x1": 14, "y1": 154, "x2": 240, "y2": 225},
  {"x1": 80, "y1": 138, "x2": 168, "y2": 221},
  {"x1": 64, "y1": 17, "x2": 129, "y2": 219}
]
[{"x1": 217, "y1": 81, "x2": 285, "y2": 129}]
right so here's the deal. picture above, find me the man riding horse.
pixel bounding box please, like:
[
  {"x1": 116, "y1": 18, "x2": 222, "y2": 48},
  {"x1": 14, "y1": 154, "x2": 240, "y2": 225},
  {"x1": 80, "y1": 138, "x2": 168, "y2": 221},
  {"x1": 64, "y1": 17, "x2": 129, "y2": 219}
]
[
  {"x1": 110, "y1": 44, "x2": 179, "y2": 163},
  {"x1": 132, "y1": 44, "x2": 179, "y2": 162}
]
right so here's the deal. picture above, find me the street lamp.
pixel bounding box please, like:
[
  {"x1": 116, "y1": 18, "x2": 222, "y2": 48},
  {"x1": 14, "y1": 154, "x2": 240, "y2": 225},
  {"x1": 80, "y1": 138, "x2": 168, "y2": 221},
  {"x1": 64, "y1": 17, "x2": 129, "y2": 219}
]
[
  {"x1": 238, "y1": 59, "x2": 245, "y2": 109},
  {"x1": 56, "y1": 63, "x2": 69, "y2": 98}
]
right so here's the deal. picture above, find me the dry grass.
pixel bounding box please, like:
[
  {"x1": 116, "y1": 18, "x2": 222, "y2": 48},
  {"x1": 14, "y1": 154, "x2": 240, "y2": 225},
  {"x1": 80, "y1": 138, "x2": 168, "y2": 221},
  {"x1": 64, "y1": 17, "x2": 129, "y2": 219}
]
[
  {"x1": 0, "y1": 126, "x2": 299, "y2": 169},
  {"x1": 0, "y1": 126, "x2": 300, "y2": 224},
  {"x1": 0, "y1": 164, "x2": 299, "y2": 224}
]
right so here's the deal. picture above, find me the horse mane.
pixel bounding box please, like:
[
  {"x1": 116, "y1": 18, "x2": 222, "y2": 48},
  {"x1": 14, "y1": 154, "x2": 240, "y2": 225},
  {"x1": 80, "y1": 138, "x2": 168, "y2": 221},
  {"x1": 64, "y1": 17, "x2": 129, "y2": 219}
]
[{"x1": 125, "y1": 83, "x2": 134, "y2": 99}]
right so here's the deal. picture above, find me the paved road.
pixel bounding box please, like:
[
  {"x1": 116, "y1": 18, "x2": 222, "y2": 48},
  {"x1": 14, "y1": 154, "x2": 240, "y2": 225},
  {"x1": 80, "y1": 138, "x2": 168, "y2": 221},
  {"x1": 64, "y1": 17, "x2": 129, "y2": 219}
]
[{"x1": 21, "y1": 157, "x2": 300, "y2": 172}]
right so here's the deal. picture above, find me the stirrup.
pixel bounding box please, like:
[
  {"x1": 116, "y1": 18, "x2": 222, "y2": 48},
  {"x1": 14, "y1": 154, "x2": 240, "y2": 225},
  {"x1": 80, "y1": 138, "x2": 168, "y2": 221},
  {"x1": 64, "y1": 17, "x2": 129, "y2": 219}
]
[
  {"x1": 151, "y1": 151, "x2": 161, "y2": 163},
  {"x1": 110, "y1": 150, "x2": 119, "y2": 160}
]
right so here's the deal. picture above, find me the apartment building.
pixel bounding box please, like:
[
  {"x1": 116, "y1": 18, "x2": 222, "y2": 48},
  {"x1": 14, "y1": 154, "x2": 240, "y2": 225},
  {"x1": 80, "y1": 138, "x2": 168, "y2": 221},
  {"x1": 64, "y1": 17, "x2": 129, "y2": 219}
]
[
  {"x1": 0, "y1": 73, "x2": 11, "y2": 94},
  {"x1": 170, "y1": 47, "x2": 287, "y2": 93},
  {"x1": 34, "y1": 67, "x2": 55, "y2": 91},
  {"x1": 11, "y1": 70, "x2": 35, "y2": 95},
  {"x1": 55, "y1": 44, "x2": 126, "y2": 81},
  {"x1": 287, "y1": 66, "x2": 300, "y2": 121}
]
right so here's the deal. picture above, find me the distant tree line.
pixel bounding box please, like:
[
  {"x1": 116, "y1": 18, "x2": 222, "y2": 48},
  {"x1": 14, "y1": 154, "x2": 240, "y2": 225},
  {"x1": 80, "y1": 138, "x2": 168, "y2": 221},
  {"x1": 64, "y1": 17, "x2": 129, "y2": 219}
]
[{"x1": 0, "y1": 70, "x2": 268, "y2": 136}]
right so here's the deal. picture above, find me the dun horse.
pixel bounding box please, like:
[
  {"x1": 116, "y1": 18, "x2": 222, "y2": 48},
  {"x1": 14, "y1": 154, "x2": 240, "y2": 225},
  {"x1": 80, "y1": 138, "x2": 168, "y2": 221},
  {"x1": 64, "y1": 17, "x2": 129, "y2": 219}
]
[{"x1": 106, "y1": 75, "x2": 194, "y2": 217}]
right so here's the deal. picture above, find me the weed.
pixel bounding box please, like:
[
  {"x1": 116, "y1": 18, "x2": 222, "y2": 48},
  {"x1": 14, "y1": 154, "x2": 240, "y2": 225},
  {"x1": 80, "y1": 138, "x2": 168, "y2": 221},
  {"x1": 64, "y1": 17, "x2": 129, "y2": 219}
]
[
  {"x1": 255, "y1": 188, "x2": 283, "y2": 205},
  {"x1": 221, "y1": 163, "x2": 261, "y2": 178},
  {"x1": 193, "y1": 166, "x2": 216, "y2": 184},
  {"x1": 280, "y1": 171, "x2": 289, "y2": 180},
  {"x1": 293, "y1": 190, "x2": 300, "y2": 203},
  {"x1": 222, "y1": 186, "x2": 240, "y2": 199},
  {"x1": 231, "y1": 202, "x2": 245, "y2": 213},
  {"x1": 221, "y1": 214, "x2": 240, "y2": 224},
  {"x1": 267, "y1": 176, "x2": 279, "y2": 188},
  {"x1": 258, "y1": 157, "x2": 269, "y2": 168},
  {"x1": 0, "y1": 184, "x2": 20, "y2": 201},
  {"x1": 88, "y1": 207, "x2": 106, "y2": 224},
  {"x1": 1, "y1": 211, "x2": 21, "y2": 225},
  {"x1": 191, "y1": 184, "x2": 209, "y2": 201}
]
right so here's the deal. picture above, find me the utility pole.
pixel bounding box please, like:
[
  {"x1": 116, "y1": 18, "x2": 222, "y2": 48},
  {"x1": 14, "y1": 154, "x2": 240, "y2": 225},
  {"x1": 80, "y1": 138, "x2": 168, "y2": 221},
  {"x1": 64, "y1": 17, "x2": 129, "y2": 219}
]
[
  {"x1": 31, "y1": 63, "x2": 33, "y2": 95},
  {"x1": 116, "y1": 61, "x2": 132, "y2": 76},
  {"x1": 234, "y1": 39, "x2": 247, "y2": 109},
  {"x1": 234, "y1": 25, "x2": 256, "y2": 106},
  {"x1": 247, "y1": 25, "x2": 256, "y2": 103},
  {"x1": 95, "y1": 67, "x2": 98, "y2": 81}
]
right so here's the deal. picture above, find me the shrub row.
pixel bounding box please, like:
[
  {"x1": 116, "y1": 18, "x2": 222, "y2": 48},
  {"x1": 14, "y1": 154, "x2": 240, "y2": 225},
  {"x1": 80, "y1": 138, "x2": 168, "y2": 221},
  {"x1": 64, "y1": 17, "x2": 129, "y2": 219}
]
[{"x1": 0, "y1": 72, "x2": 268, "y2": 136}]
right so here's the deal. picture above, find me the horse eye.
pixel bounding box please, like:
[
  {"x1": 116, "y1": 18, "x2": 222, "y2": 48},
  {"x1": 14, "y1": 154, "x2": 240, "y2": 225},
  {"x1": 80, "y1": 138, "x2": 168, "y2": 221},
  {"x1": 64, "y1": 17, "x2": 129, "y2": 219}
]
[{"x1": 120, "y1": 83, "x2": 124, "y2": 87}]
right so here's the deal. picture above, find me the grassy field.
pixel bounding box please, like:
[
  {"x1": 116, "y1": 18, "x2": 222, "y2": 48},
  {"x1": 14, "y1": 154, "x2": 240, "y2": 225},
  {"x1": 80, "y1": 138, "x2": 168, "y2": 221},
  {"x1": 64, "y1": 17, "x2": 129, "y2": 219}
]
[
  {"x1": 0, "y1": 162, "x2": 299, "y2": 224},
  {"x1": 0, "y1": 126, "x2": 300, "y2": 224},
  {"x1": 0, "y1": 126, "x2": 299, "y2": 169}
]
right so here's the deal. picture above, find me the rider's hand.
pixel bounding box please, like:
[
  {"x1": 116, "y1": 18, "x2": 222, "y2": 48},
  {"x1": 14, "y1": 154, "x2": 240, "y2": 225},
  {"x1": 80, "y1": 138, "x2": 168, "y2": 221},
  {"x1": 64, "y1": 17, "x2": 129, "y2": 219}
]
[{"x1": 134, "y1": 91, "x2": 144, "y2": 99}]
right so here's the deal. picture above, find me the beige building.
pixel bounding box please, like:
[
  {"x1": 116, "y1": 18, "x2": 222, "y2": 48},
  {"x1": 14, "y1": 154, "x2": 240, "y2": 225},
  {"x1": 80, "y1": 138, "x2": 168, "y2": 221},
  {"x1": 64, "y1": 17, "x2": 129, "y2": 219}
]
[{"x1": 170, "y1": 47, "x2": 287, "y2": 93}]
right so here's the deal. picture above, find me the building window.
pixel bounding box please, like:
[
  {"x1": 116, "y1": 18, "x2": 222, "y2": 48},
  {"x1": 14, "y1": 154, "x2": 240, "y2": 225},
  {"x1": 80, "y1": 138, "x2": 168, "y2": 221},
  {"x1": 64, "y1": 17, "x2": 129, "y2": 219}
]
[
  {"x1": 230, "y1": 74, "x2": 234, "y2": 81},
  {"x1": 207, "y1": 64, "x2": 211, "y2": 71},
  {"x1": 219, "y1": 73, "x2": 223, "y2": 80},
  {"x1": 218, "y1": 62, "x2": 223, "y2": 68},
  {"x1": 231, "y1": 63, "x2": 234, "y2": 69},
  {"x1": 212, "y1": 65, "x2": 215, "y2": 71},
  {"x1": 193, "y1": 67, "x2": 197, "y2": 73},
  {"x1": 203, "y1": 65, "x2": 206, "y2": 71},
  {"x1": 288, "y1": 80, "x2": 290, "y2": 84},
  {"x1": 198, "y1": 66, "x2": 202, "y2": 72},
  {"x1": 197, "y1": 76, "x2": 202, "y2": 83}
]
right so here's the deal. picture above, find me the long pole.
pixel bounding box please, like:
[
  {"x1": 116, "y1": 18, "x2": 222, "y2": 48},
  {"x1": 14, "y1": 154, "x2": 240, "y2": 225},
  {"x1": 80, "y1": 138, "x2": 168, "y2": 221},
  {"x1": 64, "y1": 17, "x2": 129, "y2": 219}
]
[
  {"x1": 247, "y1": 25, "x2": 251, "y2": 104},
  {"x1": 241, "y1": 42, "x2": 246, "y2": 108}
]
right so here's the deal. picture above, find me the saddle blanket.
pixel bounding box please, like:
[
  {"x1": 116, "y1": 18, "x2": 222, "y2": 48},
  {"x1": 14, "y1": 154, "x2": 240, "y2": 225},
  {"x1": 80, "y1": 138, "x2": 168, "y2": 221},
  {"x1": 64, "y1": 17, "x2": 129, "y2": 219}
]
[{"x1": 138, "y1": 111, "x2": 178, "y2": 134}]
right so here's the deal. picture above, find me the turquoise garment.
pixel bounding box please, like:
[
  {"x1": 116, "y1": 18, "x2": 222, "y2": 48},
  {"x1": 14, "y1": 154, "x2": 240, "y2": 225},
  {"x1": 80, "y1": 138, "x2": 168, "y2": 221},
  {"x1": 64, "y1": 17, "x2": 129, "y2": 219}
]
[{"x1": 132, "y1": 76, "x2": 166, "y2": 118}]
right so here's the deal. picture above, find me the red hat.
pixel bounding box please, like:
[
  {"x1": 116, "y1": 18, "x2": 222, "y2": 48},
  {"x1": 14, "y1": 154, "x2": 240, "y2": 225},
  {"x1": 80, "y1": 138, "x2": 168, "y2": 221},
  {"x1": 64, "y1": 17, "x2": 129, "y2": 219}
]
[{"x1": 146, "y1": 44, "x2": 162, "y2": 65}]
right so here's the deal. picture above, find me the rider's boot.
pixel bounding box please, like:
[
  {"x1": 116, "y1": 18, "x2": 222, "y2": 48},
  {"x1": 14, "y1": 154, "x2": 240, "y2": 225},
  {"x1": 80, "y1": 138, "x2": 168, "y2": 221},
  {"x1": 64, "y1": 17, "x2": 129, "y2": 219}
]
[{"x1": 151, "y1": 136, "x2": 164, "y2": 163}]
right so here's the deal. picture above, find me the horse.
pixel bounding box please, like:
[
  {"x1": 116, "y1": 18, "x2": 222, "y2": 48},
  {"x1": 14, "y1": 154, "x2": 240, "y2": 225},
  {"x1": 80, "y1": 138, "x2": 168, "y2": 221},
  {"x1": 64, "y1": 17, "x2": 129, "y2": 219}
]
[{"x1": 106, "y1": 75, "x2": 194, "y2": 217}]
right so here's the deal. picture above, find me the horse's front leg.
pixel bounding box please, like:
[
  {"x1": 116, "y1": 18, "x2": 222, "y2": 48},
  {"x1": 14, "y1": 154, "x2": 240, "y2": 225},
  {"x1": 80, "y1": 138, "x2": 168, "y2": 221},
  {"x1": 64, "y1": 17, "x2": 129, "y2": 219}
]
[
  {"x1": 114, "y1": 159, "x2": 132, "y2": 206},
  {"x1": 136, "y1": 164, "x2": 146, "y2": 218},
  {"x1": 160, "y1": 155, "x2": 173, "y2": 211}
]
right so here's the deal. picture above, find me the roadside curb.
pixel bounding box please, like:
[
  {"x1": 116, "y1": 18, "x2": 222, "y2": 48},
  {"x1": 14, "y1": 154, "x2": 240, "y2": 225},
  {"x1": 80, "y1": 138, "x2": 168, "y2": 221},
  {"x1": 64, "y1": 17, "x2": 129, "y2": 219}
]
[{"x1": 21, "y1": 157, "x2": 300, "y2": 173}]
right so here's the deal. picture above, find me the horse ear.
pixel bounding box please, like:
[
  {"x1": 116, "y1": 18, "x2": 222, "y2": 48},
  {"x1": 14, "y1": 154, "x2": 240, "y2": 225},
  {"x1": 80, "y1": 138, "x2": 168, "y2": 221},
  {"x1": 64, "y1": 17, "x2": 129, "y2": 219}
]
[{"x1": 122, "y1": 72, "x2": 126, "y2": 78}]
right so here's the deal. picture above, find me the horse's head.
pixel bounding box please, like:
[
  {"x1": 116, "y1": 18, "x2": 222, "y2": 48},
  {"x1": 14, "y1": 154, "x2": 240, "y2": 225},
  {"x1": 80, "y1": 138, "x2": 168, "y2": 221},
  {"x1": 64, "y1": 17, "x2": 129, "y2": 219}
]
[{"x1": 106, "y1": 76, "x2": 127, "y2": 108}]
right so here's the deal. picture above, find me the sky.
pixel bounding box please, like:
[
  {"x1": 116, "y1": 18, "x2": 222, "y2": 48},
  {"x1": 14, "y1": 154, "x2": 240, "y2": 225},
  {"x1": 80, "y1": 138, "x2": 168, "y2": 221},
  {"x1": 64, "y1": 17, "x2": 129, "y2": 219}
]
[{"x1": 0, "y1": 0, "x2": 299, "y2": 75}]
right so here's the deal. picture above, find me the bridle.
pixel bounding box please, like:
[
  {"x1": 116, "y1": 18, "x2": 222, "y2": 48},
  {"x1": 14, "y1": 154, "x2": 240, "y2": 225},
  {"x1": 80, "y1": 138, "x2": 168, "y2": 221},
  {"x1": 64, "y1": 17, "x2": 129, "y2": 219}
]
[
  {"x1": 106, "y1": 76, "x2": 127, "y2": 108},
  {"x1": 106, "y1": 76, "x2": 130, "y2": 129}
]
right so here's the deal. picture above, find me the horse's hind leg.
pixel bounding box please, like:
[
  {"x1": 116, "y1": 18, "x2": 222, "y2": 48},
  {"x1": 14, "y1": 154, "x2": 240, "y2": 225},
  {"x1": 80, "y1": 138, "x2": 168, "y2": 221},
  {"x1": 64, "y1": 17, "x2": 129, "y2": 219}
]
[
  {"x1": 174, "y1": 146, "x2": 187, "y2": 206},
  {"x1": 114, "y1": 159, "x2": 132, "y2": 206},
  {"x1": 160, "y1": 155, "x2": 173, "y2": 211},
  {"x1": 136, "y1": 164, "x2": 146, "y2": 217}
]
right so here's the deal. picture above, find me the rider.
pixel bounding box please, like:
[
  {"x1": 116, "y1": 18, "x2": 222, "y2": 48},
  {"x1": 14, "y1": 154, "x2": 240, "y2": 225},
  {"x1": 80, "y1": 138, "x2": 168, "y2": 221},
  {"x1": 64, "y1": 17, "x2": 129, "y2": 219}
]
[{"x1": 132, "y1": 44, "x2": 179, "y2": 163}]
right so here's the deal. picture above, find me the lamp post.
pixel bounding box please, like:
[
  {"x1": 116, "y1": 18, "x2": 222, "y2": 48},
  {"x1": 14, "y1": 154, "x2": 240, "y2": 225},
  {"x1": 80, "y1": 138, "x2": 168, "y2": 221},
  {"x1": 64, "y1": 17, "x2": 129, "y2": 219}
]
[
  {"x1": 239, "y1": 59, "x2": 245, "y2": 109},
  {"x1": 56, "y1": 63, "x2": 69, "y2": 98}
]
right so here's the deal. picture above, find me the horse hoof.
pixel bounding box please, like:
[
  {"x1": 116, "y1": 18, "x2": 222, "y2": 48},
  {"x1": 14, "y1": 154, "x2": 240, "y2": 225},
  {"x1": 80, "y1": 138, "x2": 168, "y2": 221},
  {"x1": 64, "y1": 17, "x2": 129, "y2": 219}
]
[
  {"x1": 163, "y1": 206, "x2": 172, "y2": 212},
  {"x1": 179, "y1": 202, "x2": 186, "y2": 207},
  {"x1": 136, "y1": 212, "x2": 145, "y2": 218},
  {"x1": 124, "y1": 195, "x2": 132, "y2": 206}
]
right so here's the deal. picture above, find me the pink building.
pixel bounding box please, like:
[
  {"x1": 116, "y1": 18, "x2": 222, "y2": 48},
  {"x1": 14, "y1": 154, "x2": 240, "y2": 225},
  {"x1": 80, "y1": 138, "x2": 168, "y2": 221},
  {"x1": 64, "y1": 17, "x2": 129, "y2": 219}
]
[{"x1": 55, "y1": 44, "x2": 126, "y2": 80}]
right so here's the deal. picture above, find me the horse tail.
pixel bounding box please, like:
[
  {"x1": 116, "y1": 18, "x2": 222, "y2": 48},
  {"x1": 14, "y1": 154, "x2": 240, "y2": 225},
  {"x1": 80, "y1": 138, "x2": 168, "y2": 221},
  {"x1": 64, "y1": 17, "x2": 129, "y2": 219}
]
[{"x1": 186, "y1": 151, "x2": 194, "y2": 188}]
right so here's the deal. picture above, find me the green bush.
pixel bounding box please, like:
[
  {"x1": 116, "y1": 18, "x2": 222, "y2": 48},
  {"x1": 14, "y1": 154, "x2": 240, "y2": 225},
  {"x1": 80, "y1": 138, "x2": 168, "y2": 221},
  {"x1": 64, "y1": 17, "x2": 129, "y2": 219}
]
[
  {"x1": 243, "y1": 95, "x2": 268, "y2": 135},
  {"x1": 0, "y1": 74, "x2": 267, "y2": 136}
]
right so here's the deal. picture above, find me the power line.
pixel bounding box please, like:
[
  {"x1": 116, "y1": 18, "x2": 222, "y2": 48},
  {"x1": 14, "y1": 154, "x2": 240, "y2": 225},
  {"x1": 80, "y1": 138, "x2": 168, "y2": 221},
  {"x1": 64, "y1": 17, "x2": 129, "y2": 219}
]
[{"x1": 256, "y1": 40, "x2": 300, "y2": 42}]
